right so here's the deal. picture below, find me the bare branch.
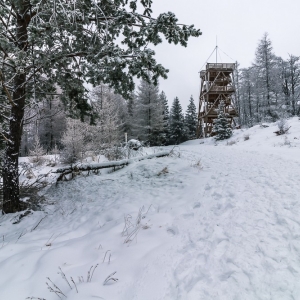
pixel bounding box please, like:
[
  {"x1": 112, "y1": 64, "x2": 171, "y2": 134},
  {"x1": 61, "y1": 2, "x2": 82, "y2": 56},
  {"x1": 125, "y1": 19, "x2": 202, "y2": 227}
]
[
  {"x1": 0, "y1": 1, "x2": 17, "y2": 19},
  {"x1": 0, "y1": 131, "x2": 12, "y2": 143},
  {"x1": 0, "y1": 15, "x2": 17, "y2": 43},
  {"x1": 0, "y1": 69, "x2": 16, "y2": 107}
]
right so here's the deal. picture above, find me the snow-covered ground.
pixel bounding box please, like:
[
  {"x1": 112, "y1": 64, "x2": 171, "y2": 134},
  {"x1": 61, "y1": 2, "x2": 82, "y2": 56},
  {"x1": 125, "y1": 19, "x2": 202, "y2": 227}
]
[{"x1": 1, "y1": 117, "x2": 300, "y2": 300}]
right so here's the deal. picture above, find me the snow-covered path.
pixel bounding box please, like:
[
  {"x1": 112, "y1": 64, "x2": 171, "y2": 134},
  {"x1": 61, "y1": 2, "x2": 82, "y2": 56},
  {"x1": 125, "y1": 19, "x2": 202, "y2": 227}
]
[
  {"x1": 170, "y1": 145, "x2": 300, "y2": 300},
  {"x1": 1, "y1": 134, "x2": 300, "y2": 299}
]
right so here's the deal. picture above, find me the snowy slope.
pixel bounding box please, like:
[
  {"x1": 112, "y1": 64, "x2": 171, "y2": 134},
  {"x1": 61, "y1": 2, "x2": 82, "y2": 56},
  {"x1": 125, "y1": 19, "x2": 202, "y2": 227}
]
[{"x1": 1, "y1": 117, "x2": 300, "y2": 300}]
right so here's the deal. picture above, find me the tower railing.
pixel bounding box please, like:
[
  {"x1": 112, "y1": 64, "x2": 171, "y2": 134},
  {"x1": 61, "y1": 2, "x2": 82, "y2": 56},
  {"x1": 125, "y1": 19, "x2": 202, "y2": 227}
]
[{"x1": 206, "y1": 63, "x2": 235, "y2": 70}]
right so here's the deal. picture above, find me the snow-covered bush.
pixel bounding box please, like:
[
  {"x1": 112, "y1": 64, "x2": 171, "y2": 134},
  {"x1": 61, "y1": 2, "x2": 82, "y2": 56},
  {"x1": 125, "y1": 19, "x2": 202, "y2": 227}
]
[
  {"x1": 127, "y1": 139, "x2": 142, "y2": 150},
  {"x1": 103, "y1": 146, "x2": 125, "y2": 161},
  {"x1": 276, "y1": 118, "x2": 289, "y2": 135},
  {"x1": 29, "y1": 135, "x2": 46, "y2": 165}
]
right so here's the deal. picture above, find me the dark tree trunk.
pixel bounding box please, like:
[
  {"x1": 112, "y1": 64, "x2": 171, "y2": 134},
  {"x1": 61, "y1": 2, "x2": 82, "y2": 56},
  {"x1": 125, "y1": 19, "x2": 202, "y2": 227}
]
[
  {"x1": 2, "y1": 74, "x2": 26, "y2": 213},
  {"x1": 2, "y1": 4, "x2": 28, "y2": 213}
]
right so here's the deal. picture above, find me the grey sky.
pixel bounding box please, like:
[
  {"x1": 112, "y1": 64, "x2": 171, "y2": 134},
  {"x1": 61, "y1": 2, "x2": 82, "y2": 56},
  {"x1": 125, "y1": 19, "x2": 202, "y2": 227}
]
[{"x1": 150, "y1": 0, "x2": 300, "y2": 110}]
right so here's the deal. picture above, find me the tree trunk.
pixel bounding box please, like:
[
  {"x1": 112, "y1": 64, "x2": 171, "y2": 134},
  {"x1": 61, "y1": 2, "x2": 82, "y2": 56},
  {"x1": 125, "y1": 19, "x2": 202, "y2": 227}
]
[
  {"x1": 2, "y1": 5, "x2": 28, "y2": 213},
  {"x1": 2, "y1": 74, "x2": 26, "y2": 213}
]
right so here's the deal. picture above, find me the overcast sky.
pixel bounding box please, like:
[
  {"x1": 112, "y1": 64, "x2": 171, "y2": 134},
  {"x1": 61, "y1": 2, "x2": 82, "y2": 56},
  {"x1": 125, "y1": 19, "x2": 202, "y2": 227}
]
[{"x1": 148, "y1": 0, "x2": 300, "y2": 110}]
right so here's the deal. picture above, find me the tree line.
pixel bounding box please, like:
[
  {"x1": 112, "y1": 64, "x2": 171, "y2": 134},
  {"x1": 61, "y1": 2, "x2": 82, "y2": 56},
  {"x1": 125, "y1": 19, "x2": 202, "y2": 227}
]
[
  {"x1": 234, "y1": 33, "x2": 300, "y2": 127},
  {"x1": 19, "y1": 80, "x2": 198, "y2": 163}
]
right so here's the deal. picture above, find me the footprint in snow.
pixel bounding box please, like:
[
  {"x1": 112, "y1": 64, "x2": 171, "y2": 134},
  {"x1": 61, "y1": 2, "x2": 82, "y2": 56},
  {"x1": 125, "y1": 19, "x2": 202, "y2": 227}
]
[
  {"x1": 167, "y1": 226, "x2": 179, "y2": 236},
  {"x1": 182, "y1": 213, "x2": 194, "y2": 219},
  {"x1": 193, "y1": 202, "x2": 201, "y2": 209}
]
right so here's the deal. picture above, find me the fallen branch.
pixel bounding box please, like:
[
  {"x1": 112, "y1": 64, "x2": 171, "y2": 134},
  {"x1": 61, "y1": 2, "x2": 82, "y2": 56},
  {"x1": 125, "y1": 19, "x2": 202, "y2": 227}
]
[{"x1": 54, "y1": 151, "x2": 170, "y2": 181}]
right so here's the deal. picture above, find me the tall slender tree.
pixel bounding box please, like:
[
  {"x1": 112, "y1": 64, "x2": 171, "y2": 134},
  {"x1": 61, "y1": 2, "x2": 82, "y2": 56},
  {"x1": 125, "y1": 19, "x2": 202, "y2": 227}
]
[
  {"x1": 159, "y1": 91, "x2": 170, "y2": 145},
  {"x1": 185, "y1": 95, "x2": 197, "y2": 139},
  {"x1": 169, "y1": 97, "x2": 186, "y2": 144},
  {"x1": 133, "y1": 80, "x2": 164, "y2": 145},
  {"x1": 253, "y1": 33, "x2": 280, "y2": 120},
  {"x1": 90, "y1": 85, "x2": 125, "y2": 150},
  {"x1": 281, "y1": 55, "x2": 300, "y2": 115}
]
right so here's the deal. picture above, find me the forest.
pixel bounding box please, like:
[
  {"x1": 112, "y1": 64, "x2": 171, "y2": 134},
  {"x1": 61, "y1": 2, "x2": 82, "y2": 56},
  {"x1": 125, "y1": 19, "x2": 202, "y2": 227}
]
[
  {"x1": 234, "y1": 33, "x2": 300, "y2": 127},
  {"x1": 0, "y1": 1, "x2": 299, "y2": 212},
  {"x1": 7, "y1": 32, "x2": 299, "y2": 161}
]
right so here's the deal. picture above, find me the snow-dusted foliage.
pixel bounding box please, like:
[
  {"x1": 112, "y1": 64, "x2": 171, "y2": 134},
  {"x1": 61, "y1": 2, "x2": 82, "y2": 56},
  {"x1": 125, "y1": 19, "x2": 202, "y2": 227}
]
[
  {"x1": 212, "y1": 101, "x2": 233, "y2": 140},
  {"x1": 253, "y1": 33, "x2": 281, "y2": 121},
  {"x1": 159, "y1": 91, "x2": 170, "y2": 145},
  {"x1": 0, "y1": 1, "x2": 201, "y2": 213},
  {"x1": 61, "y1": 118, "x2": 90, "y2": 164},
  {"x1": 169, "y1": 97, "x2": 187, "y2": 144},
  {"x1": 132, "y1": 80, "x2": 165, "y2": 146},
  {"x1": 185, "y1": 95, "x2": 197, "y2": 139},
  {"x1": 29, "y1": 134, "x2": 46, "y2": 165},
  {"x1": 90, "y1": 85, "x2": 125, "y2": 151},
  {"x1": 235, "y1": 33, "x2": 300, "y2": 127},
  {"x1": 20, "y1": 96, "x2": 67, "y2": 156}
]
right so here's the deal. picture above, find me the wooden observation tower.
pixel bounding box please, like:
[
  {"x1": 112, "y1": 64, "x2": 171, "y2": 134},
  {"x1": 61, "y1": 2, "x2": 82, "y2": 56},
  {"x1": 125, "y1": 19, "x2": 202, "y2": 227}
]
[{"x1": 196, "y1": 57, "x2": 238, "y2": 138}]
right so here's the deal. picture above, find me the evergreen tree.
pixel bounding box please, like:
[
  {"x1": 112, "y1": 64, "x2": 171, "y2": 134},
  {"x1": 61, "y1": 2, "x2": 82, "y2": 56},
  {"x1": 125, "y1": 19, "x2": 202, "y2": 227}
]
[
  {"x1": 169, "y1": 97, "x2": 186, "y2": 144},
  {"x1": 124, "y1": 92, "x2": 136, "y2": 139},
  {"x1": 133, "y1": 80, "x2": 164, "y2": 145},
  {"x1": 159, "y1": 91, "x2": 170, "y2": 145},
  {"x1": 185, "y1": 96, "x2": 197, "y2": 139},
  {"x1": 212, "y1": 101, "x2": 233, "y2": 140},
  {"x1": 0, "y1": 1, "x2": 201, "y2": 213}
]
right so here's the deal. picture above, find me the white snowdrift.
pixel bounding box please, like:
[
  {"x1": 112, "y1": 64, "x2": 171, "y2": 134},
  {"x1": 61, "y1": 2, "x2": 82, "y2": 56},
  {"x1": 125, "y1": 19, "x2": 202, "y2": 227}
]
[{"x1": 1, "y1": 117, "x2": 300, "y2": 300}]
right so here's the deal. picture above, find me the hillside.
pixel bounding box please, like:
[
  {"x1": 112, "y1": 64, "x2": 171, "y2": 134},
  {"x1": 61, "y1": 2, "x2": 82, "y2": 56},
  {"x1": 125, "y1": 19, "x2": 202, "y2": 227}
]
[{"x1": 1, "y1": 117, "x2": 300, "y2": 300}]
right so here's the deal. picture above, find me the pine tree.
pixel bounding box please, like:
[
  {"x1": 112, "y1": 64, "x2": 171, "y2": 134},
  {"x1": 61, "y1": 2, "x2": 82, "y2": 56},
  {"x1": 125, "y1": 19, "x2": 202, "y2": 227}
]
[
  {"x1": 212, "y1": 101, "x2": 233, "y2": 140},
  {"x1": 185, "y1": 96, "x2": 197, "y2": 139},
  {"x1": 169, "y1": 97, "x2": 186, "y2": 144},
  {"x1": 0, "y1": 1, "x2": 201, "y2": 213}
]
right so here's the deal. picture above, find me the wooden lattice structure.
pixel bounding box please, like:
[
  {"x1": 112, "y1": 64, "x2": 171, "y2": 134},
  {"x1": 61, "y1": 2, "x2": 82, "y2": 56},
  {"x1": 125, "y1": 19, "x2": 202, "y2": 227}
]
[{"x1": 196, "y1": 63, "x2": 237, "y2": 138}]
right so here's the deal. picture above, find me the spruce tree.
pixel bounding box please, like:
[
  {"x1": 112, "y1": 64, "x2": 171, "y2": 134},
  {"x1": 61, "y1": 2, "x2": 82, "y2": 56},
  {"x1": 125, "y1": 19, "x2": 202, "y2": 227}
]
[
  {"x1": 169, "y1": 97, "x2": 186, "y2": 144},
  {"x1": 185, "y1": 96, "x2": 197, "y2": 139},
  {"x1": 133, "y1": 80, "x2": 164, "y2": 145},
  {"x1": 212, "y1": 101, "x2": 233, "y2": 140},
  {"x1": 159, "y1": 91, "x2": 170, "y2": 145}
]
